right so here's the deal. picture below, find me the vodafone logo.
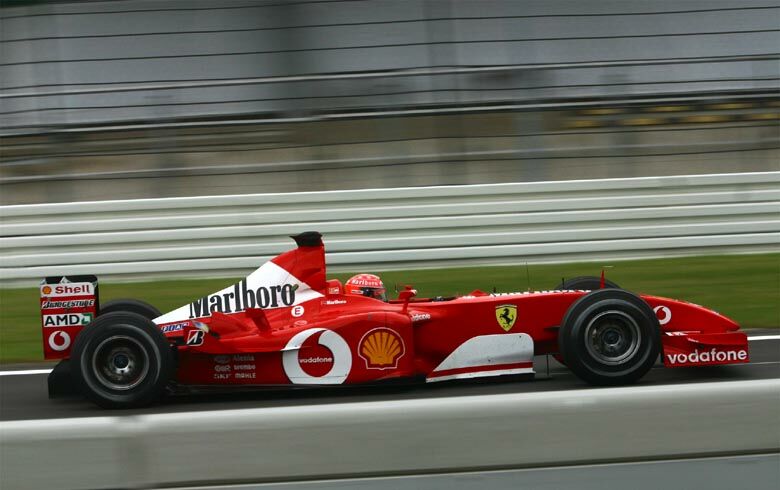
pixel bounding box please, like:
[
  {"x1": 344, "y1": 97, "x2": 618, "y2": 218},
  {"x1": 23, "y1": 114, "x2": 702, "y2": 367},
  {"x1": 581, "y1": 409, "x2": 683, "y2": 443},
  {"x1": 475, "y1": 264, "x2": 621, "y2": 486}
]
[
  {"x1": 282, "y1": 328, "x2": 351, "y2": 384},
  {"x1": 653, "y1": 306, "x2": 672, "y2": 325},
  {"x1": 666, "y1": 349, "x2": 748, "y2": 365},
  {"x1": 48, "y1": 331, "x2": 71, "y2": 352}
]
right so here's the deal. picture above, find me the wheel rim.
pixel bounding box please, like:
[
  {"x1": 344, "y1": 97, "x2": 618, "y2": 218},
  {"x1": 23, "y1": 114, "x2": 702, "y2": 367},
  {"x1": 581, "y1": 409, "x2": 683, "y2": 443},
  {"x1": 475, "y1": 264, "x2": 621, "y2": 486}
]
[
  {"x1": 91, "y1": 335, "x2": 150, "y2": 390},
  {"x1": 583, "y1": 310, "x2": 642, "y2": 365}
]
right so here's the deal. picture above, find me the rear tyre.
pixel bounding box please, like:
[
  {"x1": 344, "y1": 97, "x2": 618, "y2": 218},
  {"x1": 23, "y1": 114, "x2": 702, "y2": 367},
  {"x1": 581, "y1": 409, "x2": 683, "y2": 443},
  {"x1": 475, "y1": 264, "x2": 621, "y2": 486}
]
[
  {"x1": 100, "y1": 299, "x2": 161, "y2": 320},
  {"x1": 71, "y1": 312, "x2": 174, "y2": 408},
  {"x1": 555, "y1": 276, "x2": 620, "y2": 291},
  {"x1": 558, "y1": 289, "x2": 659, "y2": 386}
]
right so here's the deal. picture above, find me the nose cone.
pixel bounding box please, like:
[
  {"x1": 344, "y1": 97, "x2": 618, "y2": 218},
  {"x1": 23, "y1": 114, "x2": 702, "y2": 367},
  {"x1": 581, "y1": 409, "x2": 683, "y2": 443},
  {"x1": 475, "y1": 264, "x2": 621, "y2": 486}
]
[
  {"x1": 711, "y1": 308, "x2": 740, "y2": 331},
  {"x1": 644, "y1": 295, "x2": 741, "y2": 334},
  {"x1": 685, "y1": 301, "x2": 741, "y2": 333}
]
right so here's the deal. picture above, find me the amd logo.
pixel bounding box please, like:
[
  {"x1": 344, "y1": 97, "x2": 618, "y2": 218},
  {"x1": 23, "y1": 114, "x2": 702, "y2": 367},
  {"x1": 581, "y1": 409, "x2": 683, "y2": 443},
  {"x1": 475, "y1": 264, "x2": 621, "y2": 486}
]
[{"x1": 43, "y1": 313, "x2": 93, "y2": 327}]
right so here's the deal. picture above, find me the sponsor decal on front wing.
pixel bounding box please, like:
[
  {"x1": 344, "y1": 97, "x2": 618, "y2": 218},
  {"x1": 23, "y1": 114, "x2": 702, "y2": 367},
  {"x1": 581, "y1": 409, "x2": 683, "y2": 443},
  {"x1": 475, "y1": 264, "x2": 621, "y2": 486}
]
[{"x1": 665, "y1": 348, "x2": 748, "y2": 366}]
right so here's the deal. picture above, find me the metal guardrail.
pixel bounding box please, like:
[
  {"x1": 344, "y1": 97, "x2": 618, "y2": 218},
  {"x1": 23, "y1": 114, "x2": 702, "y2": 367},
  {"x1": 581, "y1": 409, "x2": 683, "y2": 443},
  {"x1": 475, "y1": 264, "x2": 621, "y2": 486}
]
[
  {"x1": 1, "y1": 379, "x2": 778, "y2": 490},
  {"x1": 1, "y1": 171, "x2": 778, "y2": 284}
]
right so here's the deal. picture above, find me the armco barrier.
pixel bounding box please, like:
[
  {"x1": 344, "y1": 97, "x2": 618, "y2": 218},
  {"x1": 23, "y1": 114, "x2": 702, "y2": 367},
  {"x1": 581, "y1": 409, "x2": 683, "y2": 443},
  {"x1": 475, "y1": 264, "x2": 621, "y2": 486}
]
[
  {"x1": 1, "y1": 172, "x2": 778, "y2": 284},
  {"x1": 1, "y1": 379, "x2": 779, "y2": 490}
]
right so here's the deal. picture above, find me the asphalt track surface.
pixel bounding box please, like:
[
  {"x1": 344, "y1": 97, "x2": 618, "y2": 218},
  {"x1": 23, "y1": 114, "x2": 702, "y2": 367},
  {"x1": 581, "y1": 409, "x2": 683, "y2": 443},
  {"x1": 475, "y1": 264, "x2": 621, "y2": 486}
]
[{"x1": 1, "y1": 330, "x2": 777, "y2": 421}]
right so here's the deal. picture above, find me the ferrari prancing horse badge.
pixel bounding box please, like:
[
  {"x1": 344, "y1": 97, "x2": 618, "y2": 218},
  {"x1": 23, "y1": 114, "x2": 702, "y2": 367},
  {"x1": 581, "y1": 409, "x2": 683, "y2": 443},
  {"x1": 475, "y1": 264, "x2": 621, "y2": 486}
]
[{"x1": 495, "y1": 304, "x2": 517, "y2": 331}]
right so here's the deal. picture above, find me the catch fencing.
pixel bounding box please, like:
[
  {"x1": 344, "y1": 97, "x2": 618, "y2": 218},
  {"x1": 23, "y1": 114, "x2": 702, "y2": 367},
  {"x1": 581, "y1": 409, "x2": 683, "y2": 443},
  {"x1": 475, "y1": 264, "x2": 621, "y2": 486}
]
[
  {"x1": 0, "y1": 171, "x2": 778, "y2": 285},
  {"x1": 2, "y1": 1, "x2": 778, "y2": 130}
]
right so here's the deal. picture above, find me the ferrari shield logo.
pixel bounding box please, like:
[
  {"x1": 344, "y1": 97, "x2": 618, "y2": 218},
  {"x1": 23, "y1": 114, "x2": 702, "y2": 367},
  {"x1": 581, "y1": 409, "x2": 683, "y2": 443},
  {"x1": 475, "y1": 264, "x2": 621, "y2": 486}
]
[{"x1": 495, "y1": 304, "x2": 517, "y2": 331}]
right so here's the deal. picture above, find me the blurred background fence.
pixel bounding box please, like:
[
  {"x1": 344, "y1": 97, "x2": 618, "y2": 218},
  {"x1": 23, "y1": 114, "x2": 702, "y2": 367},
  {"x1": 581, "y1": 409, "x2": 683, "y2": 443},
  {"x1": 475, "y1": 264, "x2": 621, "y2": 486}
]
[
  {"x1": 1, "y1": 171, "x2": 778, "y2": 285},
  {"x1": 1, "y1": 0, "x2": 778, "y2": 205}
]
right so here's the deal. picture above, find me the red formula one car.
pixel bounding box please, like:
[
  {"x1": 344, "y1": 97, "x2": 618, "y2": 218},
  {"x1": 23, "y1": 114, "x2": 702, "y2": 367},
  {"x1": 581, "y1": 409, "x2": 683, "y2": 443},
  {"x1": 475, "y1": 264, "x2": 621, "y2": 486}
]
[{"x1": 41, "y1": 232, "x2": 749, "y2": 408}]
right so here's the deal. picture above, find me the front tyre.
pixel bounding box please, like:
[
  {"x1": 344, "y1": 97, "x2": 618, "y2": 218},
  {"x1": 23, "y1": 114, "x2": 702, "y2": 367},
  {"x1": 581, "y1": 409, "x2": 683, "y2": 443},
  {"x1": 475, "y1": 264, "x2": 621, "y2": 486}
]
[
  {"x1": 559, "y1": 289, "x2": 659, "y2": 386},
  {"x1": 71, "y1": 312, "x2": 174, "y2": 408}
]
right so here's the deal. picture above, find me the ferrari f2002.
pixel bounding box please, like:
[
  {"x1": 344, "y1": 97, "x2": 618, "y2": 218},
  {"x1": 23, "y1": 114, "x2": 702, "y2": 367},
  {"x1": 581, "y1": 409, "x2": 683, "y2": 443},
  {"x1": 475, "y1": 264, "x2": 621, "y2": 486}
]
[{"x1": 41, "y1": 232, "x2": 749, "y2": 408}]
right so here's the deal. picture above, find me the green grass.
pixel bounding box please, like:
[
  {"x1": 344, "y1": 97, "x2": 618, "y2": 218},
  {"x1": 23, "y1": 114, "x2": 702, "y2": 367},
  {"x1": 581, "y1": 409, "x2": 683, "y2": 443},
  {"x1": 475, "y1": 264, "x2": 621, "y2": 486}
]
[{"x1": 2, "y1": 253, "x2": 778, "y2": 364}]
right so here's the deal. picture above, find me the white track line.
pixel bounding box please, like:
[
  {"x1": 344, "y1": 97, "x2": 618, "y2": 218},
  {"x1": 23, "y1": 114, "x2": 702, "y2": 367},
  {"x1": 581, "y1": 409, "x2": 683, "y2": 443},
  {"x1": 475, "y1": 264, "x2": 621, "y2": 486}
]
[
  {"x1": 1, "y1": 335, "x2": 778, "y2": 377},
  {"x1": 0, "y1": 369, "x2": 53, "y2": 376},
  {"x1": 749, "y1": 335, "x2": 780, "y2": 341}
]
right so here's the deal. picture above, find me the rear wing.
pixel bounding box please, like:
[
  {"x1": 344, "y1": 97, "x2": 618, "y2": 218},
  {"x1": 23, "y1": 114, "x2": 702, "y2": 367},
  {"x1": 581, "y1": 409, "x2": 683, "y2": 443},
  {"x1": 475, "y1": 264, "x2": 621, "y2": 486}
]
[{"x1": 40, "y1": 276, "x2": 99, "y2": 360}]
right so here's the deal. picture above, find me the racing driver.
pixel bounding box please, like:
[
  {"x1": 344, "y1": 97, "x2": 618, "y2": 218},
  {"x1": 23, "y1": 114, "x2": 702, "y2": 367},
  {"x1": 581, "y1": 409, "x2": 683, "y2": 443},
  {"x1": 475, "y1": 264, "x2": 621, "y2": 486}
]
[{"x1": 345, "y1": 273, "x2": 387, "y2": 301}]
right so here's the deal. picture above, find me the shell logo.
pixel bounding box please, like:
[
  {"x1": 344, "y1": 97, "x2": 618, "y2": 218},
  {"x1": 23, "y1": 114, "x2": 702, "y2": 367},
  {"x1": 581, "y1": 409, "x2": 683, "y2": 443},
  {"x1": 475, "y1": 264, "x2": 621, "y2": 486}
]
[
  {"x1": 42, "y1": 286, "x2": 52, "y2": 295},
  {"x1": 359, "y1": 328, "x2": 405, "y2": 370}
]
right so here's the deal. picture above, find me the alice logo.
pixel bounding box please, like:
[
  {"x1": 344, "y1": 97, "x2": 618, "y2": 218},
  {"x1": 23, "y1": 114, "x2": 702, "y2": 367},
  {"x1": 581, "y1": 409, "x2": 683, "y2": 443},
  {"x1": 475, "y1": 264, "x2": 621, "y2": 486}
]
[{"x1": 359, "y1": 328, "x2": 405, "y2": 369}]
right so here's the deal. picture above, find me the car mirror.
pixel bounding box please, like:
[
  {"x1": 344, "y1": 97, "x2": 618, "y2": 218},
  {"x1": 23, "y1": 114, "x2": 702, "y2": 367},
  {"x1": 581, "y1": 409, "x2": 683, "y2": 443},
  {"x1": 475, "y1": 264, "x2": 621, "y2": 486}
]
[{"x1": 398, "y1": 286, "x2": 417, "y2": 313}]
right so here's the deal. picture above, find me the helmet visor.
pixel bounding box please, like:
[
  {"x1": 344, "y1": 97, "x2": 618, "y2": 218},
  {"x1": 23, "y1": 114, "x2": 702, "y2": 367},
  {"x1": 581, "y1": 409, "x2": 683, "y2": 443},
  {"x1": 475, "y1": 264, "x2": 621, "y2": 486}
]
[{"x1": 359, "y1": 287, "x2": 387, "y2": 302}]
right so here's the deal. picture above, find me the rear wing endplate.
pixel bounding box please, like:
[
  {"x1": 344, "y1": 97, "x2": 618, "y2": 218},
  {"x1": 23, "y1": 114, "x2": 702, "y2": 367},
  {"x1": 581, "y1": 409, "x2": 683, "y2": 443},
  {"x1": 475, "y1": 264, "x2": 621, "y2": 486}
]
[{"x1": 40, "y1": 275, "x2": 99, "y2": 360}]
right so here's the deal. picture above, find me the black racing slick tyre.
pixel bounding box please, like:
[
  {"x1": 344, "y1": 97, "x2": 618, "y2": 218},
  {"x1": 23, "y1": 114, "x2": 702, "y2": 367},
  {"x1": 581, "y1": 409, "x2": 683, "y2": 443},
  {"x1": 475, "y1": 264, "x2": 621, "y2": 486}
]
[
  {"x1": 71, "y1": 312, "x2": 174, "y2": 408},
  {"x1": 558, "y1": 289, "x2": 660, "y2": 386},
  {"x1": 555, "y1": 276, "x2": 620, "y2": 291},
  {"x1": 100, "y1": 299, "x2": 161, "y2": 320}
]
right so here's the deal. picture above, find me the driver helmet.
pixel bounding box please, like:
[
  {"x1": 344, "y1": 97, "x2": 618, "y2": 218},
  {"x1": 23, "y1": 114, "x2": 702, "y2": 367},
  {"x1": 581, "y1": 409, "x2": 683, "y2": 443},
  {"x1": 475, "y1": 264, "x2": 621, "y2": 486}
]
[{"x1": 345, "y1": 274, "x2": 387, "y2": 301}]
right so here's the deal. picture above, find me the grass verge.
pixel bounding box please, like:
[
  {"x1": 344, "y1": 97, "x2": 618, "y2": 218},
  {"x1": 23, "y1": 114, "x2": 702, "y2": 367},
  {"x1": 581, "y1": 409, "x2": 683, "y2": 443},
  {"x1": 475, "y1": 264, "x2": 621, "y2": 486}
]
[{"x1": 1, "y1": 253, "x2": 778, "y2": 363}]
